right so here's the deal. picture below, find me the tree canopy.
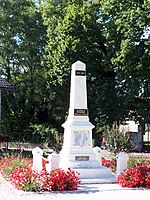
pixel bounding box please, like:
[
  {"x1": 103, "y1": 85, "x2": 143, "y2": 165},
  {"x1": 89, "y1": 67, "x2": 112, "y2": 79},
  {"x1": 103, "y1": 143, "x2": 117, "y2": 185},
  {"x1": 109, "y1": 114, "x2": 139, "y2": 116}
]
[
  {"x1": 99, "y1": 0, "x2": 150, "y2": 123},
  {"x1": 0, "y1": 0, "x2": 149, "y2": 144}
]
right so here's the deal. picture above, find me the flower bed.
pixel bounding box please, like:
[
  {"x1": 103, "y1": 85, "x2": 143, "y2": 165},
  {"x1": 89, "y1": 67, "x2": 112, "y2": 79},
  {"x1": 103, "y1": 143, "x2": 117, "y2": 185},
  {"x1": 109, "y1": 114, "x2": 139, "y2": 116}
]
[
  {"x1": 118, "y1": 162, "x2": 150, "y2": 188},
  {"x1": 0, "y1": 155, "x2": 32, "y2": 179},
  {"x1": 102, "y1": 157, "x2": 116, "y2": 173},
  {"x1": 0, "y1": 155, "x2": 80, "y2": 192},
  {"x1": 102, "y1": 155, "x2": 150, "y2": 189},
  {"x1": 1, "y1": 153, "x2": 150, "y2": 190}
]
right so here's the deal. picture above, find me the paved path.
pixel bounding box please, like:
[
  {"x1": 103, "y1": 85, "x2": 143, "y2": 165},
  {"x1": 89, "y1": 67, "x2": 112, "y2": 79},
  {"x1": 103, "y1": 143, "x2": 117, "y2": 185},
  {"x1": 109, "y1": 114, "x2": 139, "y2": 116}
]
[{"x1": 0, "y1": 175, "x2": 150, "y2": 200}]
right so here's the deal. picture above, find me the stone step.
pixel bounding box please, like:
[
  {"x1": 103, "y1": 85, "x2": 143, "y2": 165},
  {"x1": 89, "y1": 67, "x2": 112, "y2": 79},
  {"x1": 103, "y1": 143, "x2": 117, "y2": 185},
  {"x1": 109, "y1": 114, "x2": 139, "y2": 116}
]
[
  {"x1": 73, "y1": 166, "x2": 116, "y2": 180},
  {"x1": 80, "y1": 176, "x2": 117, "y2": 184}
]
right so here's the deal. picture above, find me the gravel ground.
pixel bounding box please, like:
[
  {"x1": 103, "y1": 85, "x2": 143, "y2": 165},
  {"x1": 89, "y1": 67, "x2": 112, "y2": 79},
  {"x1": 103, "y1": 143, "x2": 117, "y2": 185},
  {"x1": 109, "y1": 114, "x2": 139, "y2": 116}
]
[{"x1": 0, "y1": 175, "x2": 150, "y2": 200}]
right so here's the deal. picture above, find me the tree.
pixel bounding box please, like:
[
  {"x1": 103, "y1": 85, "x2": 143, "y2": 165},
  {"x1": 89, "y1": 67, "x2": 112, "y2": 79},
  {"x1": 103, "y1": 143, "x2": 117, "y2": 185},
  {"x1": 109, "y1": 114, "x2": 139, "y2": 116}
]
[
  {"x1": 98, "y1": 0, "x2": 150, "y2": 123},
  {"x1": 0, "y1": 0, "x2": 48, "y2": 138},
  {"x1": 42, "y1": 0, "x2": 150, "y2": 145},
  {"x1": 0, "y1": 0, "x2": 149, "y2": 146},
  {"x1": 42, "y1": 0, "x2": 120, "y2": 128}
]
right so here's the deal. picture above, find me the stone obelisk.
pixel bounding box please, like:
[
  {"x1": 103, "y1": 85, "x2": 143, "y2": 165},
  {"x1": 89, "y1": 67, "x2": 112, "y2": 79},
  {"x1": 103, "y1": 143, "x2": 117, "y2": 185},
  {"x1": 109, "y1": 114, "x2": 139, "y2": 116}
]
[{"x1": 59, "y1": 61, "x2": 116, "y2": 183}]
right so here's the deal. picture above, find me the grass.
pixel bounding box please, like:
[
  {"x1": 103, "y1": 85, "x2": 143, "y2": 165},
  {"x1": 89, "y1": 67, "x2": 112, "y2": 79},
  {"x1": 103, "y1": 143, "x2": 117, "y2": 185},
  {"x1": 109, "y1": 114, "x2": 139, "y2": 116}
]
[{"x1": 128, "y1": 156, "x2": 150, "y2": 167}]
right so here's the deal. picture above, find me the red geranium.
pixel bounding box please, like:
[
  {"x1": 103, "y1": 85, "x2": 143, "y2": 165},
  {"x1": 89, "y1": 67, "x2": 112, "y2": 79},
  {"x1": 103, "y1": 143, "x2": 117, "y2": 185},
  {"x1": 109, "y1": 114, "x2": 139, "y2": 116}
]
[
  {"x1": 118, "y1": 162, "x2": 150, "y2": 188},
  {"x1": 102, "y1": 157, "x2": 116, "y2": 172},
  {"x1": 49, "y1": 168, "x2": 80, "y2": 191},
  {"x1": 1, "y1": 155, "x2": 80, "y2": 192}
]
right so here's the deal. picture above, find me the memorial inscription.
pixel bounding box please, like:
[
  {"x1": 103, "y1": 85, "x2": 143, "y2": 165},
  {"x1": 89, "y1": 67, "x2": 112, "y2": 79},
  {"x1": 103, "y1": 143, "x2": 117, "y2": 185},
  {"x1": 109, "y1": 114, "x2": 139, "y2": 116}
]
[
  {"x1": 73, "y1": 130, "x2": 90, "y2": 147},
  {"x1": 77, "y1": 162, "x2": 90, "y2": 168},
  {"x1": 74, "y1": 109, "x2": 88, "y2": 116},
  {"x1": 75, "y1": 156, "x2": 89, "y2": 161},
  {"x1": 75, "y1": 70, "x2": 86, "y2": 76}
]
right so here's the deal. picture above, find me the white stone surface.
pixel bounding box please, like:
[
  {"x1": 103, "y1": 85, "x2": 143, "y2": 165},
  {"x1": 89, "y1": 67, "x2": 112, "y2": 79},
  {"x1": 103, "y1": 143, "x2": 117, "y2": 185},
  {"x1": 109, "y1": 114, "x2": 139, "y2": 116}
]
[
  {"x1": 116, "y1": 152, "x2": 129, "y2": 177},
  {"x1": 69, "y1": 61, "x2": 87, "y2": 113},
  {"x1": 59, "y1": 61, "x2": 116, "y2": 182},
  {"x1": 66, "y1": 61, "x2": 90, "y2": 123},
  {"x1": 46, "y1": 153, "x2": 60, "y2": 173},
  {"x1": 93, "y1": 146, "x2": 103, "y2": 165},
  {"x1": 32, "y1": 147, "x2": 43, "y2": 172}
]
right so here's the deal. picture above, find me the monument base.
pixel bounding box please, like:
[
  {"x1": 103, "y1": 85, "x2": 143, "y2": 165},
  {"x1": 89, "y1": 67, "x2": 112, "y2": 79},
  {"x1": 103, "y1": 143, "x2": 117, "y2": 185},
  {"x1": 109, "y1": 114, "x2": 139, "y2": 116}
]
[
  {"x1": 80, "y1": 177, "x2": 116, "y2": 184},
  {"x1": 73, "y1": 167, "x2": 116, "y2": 183},
  {"x1": 59, "y1": 157, "x2": 116, "y2": 183}
]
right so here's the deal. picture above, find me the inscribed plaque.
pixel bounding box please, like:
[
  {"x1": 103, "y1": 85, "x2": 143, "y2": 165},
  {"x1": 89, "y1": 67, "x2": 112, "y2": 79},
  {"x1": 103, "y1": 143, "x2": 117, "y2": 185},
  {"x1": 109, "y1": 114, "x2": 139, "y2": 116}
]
[{"x1": 73, "y1": 130, "x2": 90, "y2": 146}]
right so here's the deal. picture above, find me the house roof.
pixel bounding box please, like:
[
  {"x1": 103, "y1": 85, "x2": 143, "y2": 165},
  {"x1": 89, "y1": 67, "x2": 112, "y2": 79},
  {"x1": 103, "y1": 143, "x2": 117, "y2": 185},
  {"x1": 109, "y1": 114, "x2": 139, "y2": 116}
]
[{"x1": 0, "y1": 77, "x2": 13, "y2": 90}]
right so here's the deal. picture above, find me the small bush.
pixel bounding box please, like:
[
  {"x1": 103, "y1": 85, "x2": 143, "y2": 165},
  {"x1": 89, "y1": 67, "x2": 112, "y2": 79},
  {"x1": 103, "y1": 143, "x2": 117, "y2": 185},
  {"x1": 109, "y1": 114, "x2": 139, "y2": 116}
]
[
  {"x1": 9, "y1": 167, "x2": 53, "y2": 191},
  {"x1": 102, "y1": 157, "x2": 116, "y2": 173},
  {"x1": 9, "y1": 167, "x2": 80, "y2": 192},
  {"x1": 49, "y1": 168, "x2": 80, "y2": 191},
  {"x1": 101, "y1": 123, "x2": 134, "y2": 154},
  {"x1": 29, "y1": 123, "x2": 62, "y2": 152},
  {"x1": 118, "y1": 162, "x2": 150, "y2": 188},
  {"x1": 9, "y1": 166, "x2": 40, "y2": 191},
  {"x1": 0, "y1": 155, "x2": 32, "y2": 179},
  {"x1": 0, "y1": 155, "x2": 80, "y2": 192}
]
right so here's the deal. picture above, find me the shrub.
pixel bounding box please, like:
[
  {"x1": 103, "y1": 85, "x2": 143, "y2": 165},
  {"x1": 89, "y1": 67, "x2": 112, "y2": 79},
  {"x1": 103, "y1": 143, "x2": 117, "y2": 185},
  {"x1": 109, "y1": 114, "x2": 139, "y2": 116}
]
[
  {"x1": 9, "y1": 167, "x2": 80, "y2": 192},
  {"x1": 49, "y1": 168, "x2": 80, "y2": 191},
  {"x1": 102, "y1": 157, "x2": 116, "y2": 173},
  {"x1": 0, "y1": 155, "x2": 32, "y2": 179},
  {"x1": 118, "y1": 162, "x2": 150, "y2": 188},
  {"x1": 101, "y1": 123, "x2": 134, "y2": 154},
  {"x1": 29, "y1": 123, "x2": 62, "y2": 152},
  {"x1": 42, "y1": 158, "x2": 49, "y2": 170},
  {"x1": 9, "y1": 167, "x2": 52, "y2": 191},
  {"x1": 0, "y1": 155, "x2": 80, "y2": 192},
  {"x1": 9, "y1": 166, "x2": 40, "y2": 191}
]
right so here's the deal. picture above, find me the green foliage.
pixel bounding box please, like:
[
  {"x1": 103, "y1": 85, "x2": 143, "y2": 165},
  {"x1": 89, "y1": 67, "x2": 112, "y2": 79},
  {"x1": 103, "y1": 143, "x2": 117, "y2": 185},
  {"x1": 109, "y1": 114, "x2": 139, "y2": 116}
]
[
  {"x1": 101, "y1": 123, "x2": 134, "y2": 154},
  {"x1": 0, "y1": 0, "x2": 48, "y2": 134},
  {"x1": 0, "y1": 0, "x2": 149, "y2": 147},
  {"x1": 42, "y1": 0, "x2": 150, "y2": 128},
  {"x1": 99, "y1": 0, "x2": 150, "y2": 123},
  {"x1": 128, "y1": 156, "x2": 150, "y2": 167},
  {"x1": 42, "y1": 0, "x2": 121, "y2": 127},
  {"x1": 29, "y1": 123, "x2": 63, "y2": 152},
  {"x1": 0, "y1": 153, "x2": 32, "y2": 180}
]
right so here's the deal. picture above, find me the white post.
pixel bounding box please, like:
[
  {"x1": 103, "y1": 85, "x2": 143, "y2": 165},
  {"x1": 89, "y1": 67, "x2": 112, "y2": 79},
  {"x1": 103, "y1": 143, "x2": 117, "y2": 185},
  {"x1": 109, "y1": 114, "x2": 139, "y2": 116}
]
[
  {"x1": 93, "y1": 146, "x2": 102, "y2": 165},
  {"x1": 116, "y1": 152, "x2": 129, "y2": 177},
  {"x1": 46, "y1": 153, "x2": 60, "y2": 173},
  {"x1": 32, "y1": 147, "x2": 43, "y2": 172}
]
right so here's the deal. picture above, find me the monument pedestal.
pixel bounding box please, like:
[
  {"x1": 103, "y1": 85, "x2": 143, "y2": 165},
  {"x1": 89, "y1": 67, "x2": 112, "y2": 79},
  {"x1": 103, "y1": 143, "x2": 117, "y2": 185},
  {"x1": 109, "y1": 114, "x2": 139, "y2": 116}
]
[
  {"x1": 59, "y1": 120, "x2": 116, "y2": 183},
  {"x1": 59, "y1": 61, "x2": 116, "y2": 183}
]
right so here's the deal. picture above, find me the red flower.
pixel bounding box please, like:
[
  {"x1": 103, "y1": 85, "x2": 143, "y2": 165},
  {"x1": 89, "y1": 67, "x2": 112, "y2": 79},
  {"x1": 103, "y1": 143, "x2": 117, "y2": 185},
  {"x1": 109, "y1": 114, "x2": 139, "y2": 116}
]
[
  {"x1": 0, "y1": 155, "x2": 80, "y2": 192},
  {"x1": 49, "y1": 168, "x2": 80, "y2": 191},
  {"x1": 102, "y1": 157, "x2": 116, "y2": 172},
  {"x1": 118, "y1": 162, "x2": 150, "y2": 188},
  {"x1": 42, "y1": 158, "x2": 49, "y2": 170}
]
